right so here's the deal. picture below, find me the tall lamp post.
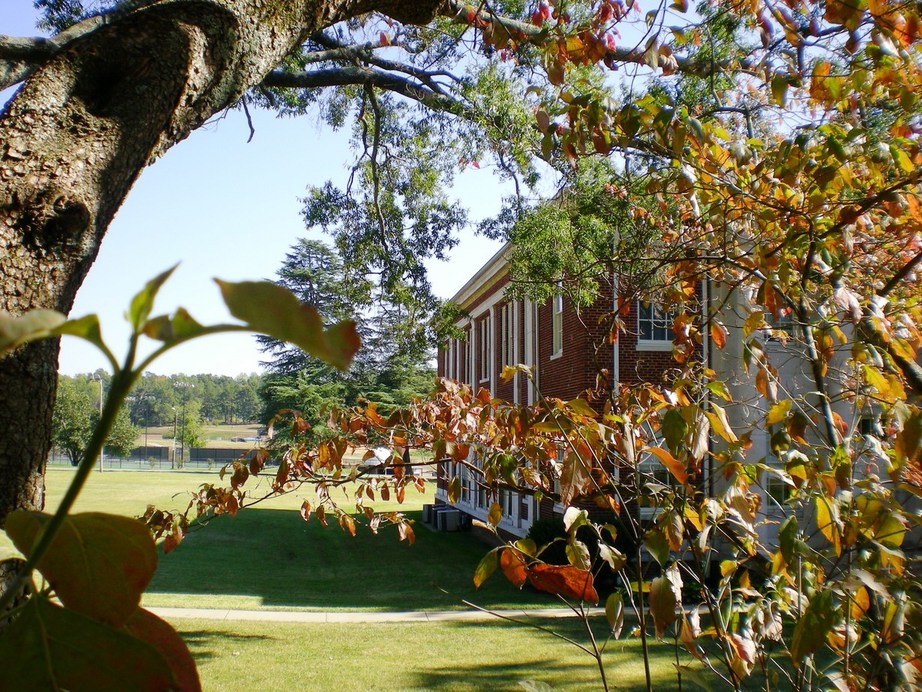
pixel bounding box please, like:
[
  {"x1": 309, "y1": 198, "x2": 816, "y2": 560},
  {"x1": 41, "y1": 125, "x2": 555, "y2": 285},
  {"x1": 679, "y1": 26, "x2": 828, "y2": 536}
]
[
  {"x1": 171, "y1": 406, "x2": 177, "y2": 470},
  {"x1": 174, "y1": 381, "x2": 194, "y2": 466},
  {"x1": 92, "y1": 373, "x2": 104, "y2": 473}
]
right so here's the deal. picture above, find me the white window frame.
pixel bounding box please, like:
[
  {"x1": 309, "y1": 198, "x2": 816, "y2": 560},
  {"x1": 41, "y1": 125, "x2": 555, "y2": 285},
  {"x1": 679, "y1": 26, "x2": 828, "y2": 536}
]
[
  {"x1": 479, "y1": 315, "x2": 491, "y2": 383},
  {"x1": 637, "y1": 301, "x2": 675, "y2": 352},
  {"x1": 551, "y1": 293, "x2": 563, "y2": 358},
  {"x1": 501, "y1": 303, "x2": 515, "y2": 367}
]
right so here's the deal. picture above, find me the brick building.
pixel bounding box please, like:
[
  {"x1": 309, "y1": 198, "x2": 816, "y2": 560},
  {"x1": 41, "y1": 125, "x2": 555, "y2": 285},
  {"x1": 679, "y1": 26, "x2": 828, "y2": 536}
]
[{"x1": 434, "y1": 244, "x2": 706, "y2": 537}]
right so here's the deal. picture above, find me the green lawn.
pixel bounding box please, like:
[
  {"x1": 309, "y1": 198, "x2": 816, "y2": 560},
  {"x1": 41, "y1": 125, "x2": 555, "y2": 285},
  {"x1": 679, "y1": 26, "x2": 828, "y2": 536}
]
[
  {"x1": 8, "y1": 469, "x2": 557, "y2": 612},
  {"x1": 2, "y1": 469, "x2": 735, "y2": 690},
  {"x1": 176, "y1": 617, "x2": 682, "y2": 691}
]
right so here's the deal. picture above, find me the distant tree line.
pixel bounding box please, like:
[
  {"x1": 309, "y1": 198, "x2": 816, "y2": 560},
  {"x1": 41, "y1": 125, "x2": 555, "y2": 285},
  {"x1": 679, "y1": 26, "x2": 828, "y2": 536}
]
[{"x1": 123, "y1": 372, "x2": 263, "y2": 428}]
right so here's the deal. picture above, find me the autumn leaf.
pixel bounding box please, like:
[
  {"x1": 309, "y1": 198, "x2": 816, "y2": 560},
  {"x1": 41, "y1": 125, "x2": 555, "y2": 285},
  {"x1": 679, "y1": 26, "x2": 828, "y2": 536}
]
[
  {"x1": 649, "y1": 575, "x2": 678, "y2": 639},
  {"x1": 815, "y1": 496, "x2": 842, "y2": 556},
  {"x1": 0, "y1": 597, "x2": 176, "y2": 691},
  {"x1": 499, "y1": 548, "x2": 528, "y2": 587},
  {"x1": 526, "y1": 564, "x2": 599, "y2": 604},
  {"x1": 123, "y1": 608, "x2": 202, "y2": 692},
  {"x1": 647, "y1": 446, "x2": 687, "y2": 485},
  {"x1": 216, "y1": 280, "x2": 360, "y2": 371},
  {"x1": 6, "y1": 512, "x2": 157, "y2": 627}
]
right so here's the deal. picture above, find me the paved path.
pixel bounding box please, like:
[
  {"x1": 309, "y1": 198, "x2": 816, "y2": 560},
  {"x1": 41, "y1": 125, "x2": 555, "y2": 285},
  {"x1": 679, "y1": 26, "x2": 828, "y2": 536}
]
[{"x1": 148, "y1": 606, "x2": 603, "y2": 624}]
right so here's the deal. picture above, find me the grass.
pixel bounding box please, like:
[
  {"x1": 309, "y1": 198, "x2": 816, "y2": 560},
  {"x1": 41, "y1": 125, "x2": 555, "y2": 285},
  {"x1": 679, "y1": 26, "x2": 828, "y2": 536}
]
[
  {"x1": 7, "y1": 469, "x2": 557, "y2": 612},
  {"x1": 176, "y1": 617, "x2": 683, "y2": 691},
  {"x1": 3, "y1": 470, "x2": 741, "y2": 690}
]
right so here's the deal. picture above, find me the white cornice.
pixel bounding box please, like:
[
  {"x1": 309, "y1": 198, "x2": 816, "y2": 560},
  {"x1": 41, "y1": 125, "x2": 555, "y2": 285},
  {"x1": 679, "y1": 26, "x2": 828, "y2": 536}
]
[{"x1": 450, "y1": 242, "x2": 511, "y2": 307}]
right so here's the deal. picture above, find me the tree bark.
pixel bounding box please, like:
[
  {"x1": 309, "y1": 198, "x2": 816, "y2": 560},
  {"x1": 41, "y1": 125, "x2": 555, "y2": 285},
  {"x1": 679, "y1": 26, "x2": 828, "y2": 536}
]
[{"x1": 0, "y1": 0, "x2": 443, "y2": 529}]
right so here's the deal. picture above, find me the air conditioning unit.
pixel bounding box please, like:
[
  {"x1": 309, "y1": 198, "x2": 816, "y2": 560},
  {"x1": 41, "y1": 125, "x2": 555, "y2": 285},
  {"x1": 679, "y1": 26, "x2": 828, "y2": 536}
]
[
  {"x1": 422, "y1": 504, "x2": 434, "y2": 524},
  {"x1": 438, "y1": 509, "x2": 461, "y2": 532}
]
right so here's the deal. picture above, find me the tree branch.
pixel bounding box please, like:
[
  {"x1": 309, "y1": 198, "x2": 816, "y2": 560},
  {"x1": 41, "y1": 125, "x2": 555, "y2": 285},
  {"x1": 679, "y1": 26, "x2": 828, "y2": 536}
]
[{"x1": 261, "y1": 64, "x2": 473, "y2": 118}]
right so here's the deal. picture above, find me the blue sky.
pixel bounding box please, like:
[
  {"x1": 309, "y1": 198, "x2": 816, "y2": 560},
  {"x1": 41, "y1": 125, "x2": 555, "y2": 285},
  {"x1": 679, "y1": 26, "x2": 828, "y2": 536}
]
[{"x1": 2, "y1": 3, "x2": 508, "y2": 376}]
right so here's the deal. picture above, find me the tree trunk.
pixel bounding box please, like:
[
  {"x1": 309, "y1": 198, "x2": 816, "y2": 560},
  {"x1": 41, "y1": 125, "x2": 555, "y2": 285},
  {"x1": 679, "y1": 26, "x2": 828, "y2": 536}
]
[{"x1": 0, "y1": 0, "x2": 441, "y2": 525}]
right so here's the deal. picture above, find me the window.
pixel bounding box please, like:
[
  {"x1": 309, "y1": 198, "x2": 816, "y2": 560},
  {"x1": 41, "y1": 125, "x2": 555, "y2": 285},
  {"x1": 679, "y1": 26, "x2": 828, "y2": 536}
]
[
  {"x1": 479, "y1": 315, "x2": 491, "y2": 382},
  {"x1": 551, "y1": 294, "x2": 563, "y2": 356},
  {"x1": 498, "y1": 488, "x2": 514, "y2": 519},
  {"x1": 501, "y1": 303, "x2": 515, "y2": 367},
  {"x1": 637, "y1": 301, "x2": 674, "y2": 349},
  {"x1": 765, "y1": 310, "x2": 794, "y2": 341}
]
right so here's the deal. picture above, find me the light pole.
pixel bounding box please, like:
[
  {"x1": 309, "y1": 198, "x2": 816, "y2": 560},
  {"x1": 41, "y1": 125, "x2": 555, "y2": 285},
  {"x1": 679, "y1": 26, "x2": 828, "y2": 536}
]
[
  {"x1": 92, "y1": 373, "x2": 104, "y2": 473},
  {"x1": 174, "y1": 381, "x2": 194, "y2": 467},
  {"x1": 171, "y1": 406, "x2": 177, "y2": 469}
]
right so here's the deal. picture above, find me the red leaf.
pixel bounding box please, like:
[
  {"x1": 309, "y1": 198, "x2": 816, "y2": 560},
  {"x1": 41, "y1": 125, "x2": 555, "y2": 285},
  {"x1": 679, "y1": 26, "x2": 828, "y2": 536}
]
[{"x1": 526, "y1": 564, "x2": 599, "y2": 604}]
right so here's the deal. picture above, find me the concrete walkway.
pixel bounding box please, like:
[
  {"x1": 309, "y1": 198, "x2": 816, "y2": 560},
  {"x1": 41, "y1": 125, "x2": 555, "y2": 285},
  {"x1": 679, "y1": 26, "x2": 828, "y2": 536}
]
[{"x1": 148, "y1": 606, "x2": 603, "y2": 624}]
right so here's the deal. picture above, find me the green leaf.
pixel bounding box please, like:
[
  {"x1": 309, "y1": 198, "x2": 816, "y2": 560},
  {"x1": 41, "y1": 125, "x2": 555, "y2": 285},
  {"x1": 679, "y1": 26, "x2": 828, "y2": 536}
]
[
  {"x1": 661, "y1": 409, "x2": 687, "y2": 456},
  {"x1": 473, "y1": 549, "x2": 499, "y2": 588},
  {"x1": 566, "y1": 540, "x2": 592, "y2": 570},
  {"x1": 790, "y1": 590, "x2": 837, "y2": 666},
  {"x1": 605, "y1": 591, "x2": 624, "y2": 636},
  {"x1": 771, "y1": 75, "x2": 788, "y2": 106},
  {"x1": 142, "y1": 308, "x2": 206, "y2": 343},
  {"x1": 128, "y1": 266, "x2": 177, "y2": 334},
  {"x1": 566, "y1": 398, "x2": 597, "y2": 418},
  {"x1": 6, "y1": 511, "x2": 157, "y2": 627},
  {"x1": 122, "y1": 608, "x2": 201, "y2": 692},
  {"x1": 649, "y1": 575, "x2": 678, "y2": 639},
  {"x1": 515, "y1": 538, "x2": 537, "y2": 558},
  {"x1": 598, "y1": 543, "x2": 626, "y2": 571},
  {"x1": 0, "y1": 309, "x2": 67, "y2": 356},
  {"x1": 644, "y1": 528, "x2": 670, "y2": 566},
  {"x1": 778, "y1": 515, "x2": 798, "y2": 566},
  {"x1": 0, "y1": 596, "x2": 175, "y2": 691},
  {"x1": 216, "y1": 280, "x2": 360, "y2": 371},
  {"x1": 706, "y1": 380, "x2": 732, "y2": 401},
  {"x1": 54, "y1": 314, "x2": 106, "y2": 352}
]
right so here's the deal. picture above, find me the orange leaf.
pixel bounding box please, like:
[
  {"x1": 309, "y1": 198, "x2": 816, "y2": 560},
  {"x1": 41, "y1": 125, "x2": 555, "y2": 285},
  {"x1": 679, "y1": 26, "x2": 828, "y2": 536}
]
[
  {"x1": 339, "y1": 514, "x2": 356, "y2": 537},
  {"x1": 647, "y1": 447, "x2": 688, "y2": 485},
  {"x1": 499, "y1": 548, "x2": 528, "y2": 587},
  {"x1": 710, "y1": 322, "x2": 727, "y2": 350},
  {"x1": 526, "y1": 564, "x2": 599, "y2": 604}
]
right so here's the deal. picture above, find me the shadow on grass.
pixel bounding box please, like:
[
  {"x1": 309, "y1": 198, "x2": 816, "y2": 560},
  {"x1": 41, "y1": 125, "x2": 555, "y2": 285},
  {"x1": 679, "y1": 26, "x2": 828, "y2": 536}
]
[
  {"x1": 406, "y1": 618, "x2": 684, "y2": 691},
  {"x1": 179, "y1": 629, "x2": 273, "y2": 664},
  {"x1": 147, "y1": 507, "x2": 556, "y2": 611}
]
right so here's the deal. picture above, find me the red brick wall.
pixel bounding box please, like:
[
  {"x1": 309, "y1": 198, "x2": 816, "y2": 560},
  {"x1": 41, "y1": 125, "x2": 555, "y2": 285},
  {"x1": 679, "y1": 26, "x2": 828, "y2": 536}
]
[
  {"x1": 618, "y1": 296, "x2": 702, "y2": 385},
  {"x1": 535, "y1": 287, "x2": 614, "y2": 402}
]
